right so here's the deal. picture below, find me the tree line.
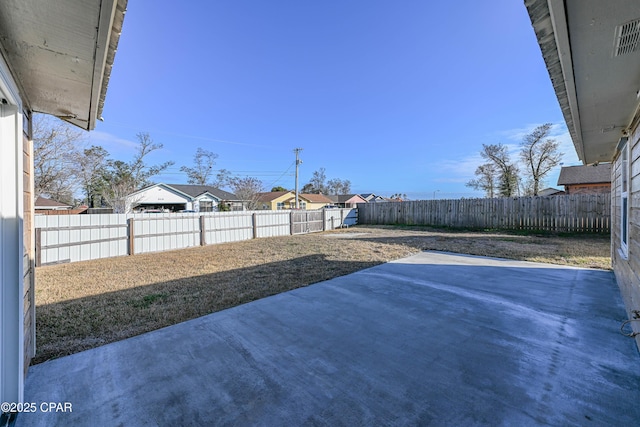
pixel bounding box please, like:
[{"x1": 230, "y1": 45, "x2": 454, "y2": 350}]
[
  {"x1": 33, "y1": 116, "x2": 357, "y2": 212},
  {"x1": 466, "y1": 123, "x2": 563, "y2": 197}
]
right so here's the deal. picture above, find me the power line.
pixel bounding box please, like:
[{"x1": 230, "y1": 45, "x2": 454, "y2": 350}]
[{"x1": 103, "y1": 121, "x2": 278, "y2": 150}]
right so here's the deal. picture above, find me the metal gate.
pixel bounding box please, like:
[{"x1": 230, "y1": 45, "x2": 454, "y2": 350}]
[{"x1": 292, "y1": 210, "x2": 324, "y2": 234}]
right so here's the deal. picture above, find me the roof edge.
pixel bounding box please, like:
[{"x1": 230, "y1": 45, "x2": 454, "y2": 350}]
[{"x1": 524, "y1": 0, "x2": 586, "y2": 163}]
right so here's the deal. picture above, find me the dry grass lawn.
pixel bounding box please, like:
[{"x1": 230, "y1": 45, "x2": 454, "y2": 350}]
[{"x1": 34, "y1": 225, "x2": 611, "y2": 364}]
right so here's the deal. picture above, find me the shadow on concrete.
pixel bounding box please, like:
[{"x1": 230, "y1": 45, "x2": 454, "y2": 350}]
[
  {"x1": 34, "y1": 254, "x2": 382, "y2": 364},
  {"x1": 19, "y1": 251, "x2": 640, "y2": 426}
]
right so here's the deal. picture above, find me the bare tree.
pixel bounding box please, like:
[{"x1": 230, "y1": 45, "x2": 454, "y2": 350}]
[
  {"x1": 75, "y1": 145, "x2": 110, "y2": 207},
  {"x1": 213, "y1": 168, "x2": 233, "y2": 189},
  {"x1": 466, "y1": 163, "x2": 498, "y2": 198},
  {"x1": 101, "y1": 133, "x2": 173, "y2": 212},
  {"x1": 389, "y1": 193, "x2": 408, "y2": 201},
  {"x1": 101, "y1": 160, "x2": 136, "y2": 213},
  {"x1": 128, "y1": 132, "x2": 174, "y2": 188},
  {"x1": 480, "y1": 143, "x2": 520, "y2": 197},
  {"x1": 229, "y1": 177, "x2": 264, "y2": 210},
  {"x1": 33, "y1": 115, "x2": 86, "y2": 204},
  {"x1": 327, "y1": 178, "x2": 352, "y2": 195},
  {"x1": 180, "y1": 148, "x2": 218, "y2": 185},
  {"x1": 305, "y1": 168, "x2": 352, "y2": 195},
  {"x1": 305, "y1": 167, "x2": 329, "y2": 194},
  {"x1": 519, "y1": 124, "x2": 563, "y2": 196}
]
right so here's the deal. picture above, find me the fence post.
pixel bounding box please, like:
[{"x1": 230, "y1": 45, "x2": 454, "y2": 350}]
[
  {"x1": 322, "y1": 208, "x2": 327, "y2": 231},
  {"x1": 199, "y1": 215, "x2": 206, "y2": 246},
  {"x1": 290, "y1": 211, "x2": 295, "y2": 235},
  {"x1": 35, "y1": 228, "x2": 42, "y2": 267},
  {"x1": 127, "y1": 218, "x2": 135, "y2": 255},
  {"x1": 252, "y1": 213, "x2": 258, "y2": 239}
]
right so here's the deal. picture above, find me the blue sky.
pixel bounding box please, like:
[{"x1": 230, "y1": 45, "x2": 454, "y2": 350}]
[{"x1": 89, "y1": 0, "x2": 580, "y2": 199}]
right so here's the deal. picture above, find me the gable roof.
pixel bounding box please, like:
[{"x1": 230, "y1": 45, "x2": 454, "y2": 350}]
[
  {"x1": 327, "y1": 194, "x2": 367, "y2": 203},
  {"x1": 557, "y1": 164, "x2": 612, "y2": 186},
  {"x1": 35, "y1": 196, "x2": 71, "y2": 208},
  {"x1": 0, "y1": 0, "x2": 127, "y2": 130},
  {"x1": 167, "y1": 184, "x2": 238, "y2": 200},
  {"x1": 538, "y1": 188, "x2": 565, "y2": 196},
  {"x1": 256, "y1": 191, "x2": 292, "y2": 203},
  {"x1": 301, "y1": 193, "x2": 333, "y2": 203}
]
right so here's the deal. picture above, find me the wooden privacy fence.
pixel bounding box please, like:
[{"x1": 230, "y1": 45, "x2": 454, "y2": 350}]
[
  {"x1": 35, "y1": 208, "x2": 357, "y2": 266},
  {"x1": 357, "y1": 194, "x2": 610, "y2": 233}
]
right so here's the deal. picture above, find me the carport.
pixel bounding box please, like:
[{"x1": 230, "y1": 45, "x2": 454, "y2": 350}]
[{"x1": 15, "y1": 252, "x2": 640, "y2": 426}]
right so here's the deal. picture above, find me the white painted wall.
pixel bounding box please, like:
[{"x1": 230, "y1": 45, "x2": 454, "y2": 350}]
[
  {"x1": 0, "y1": 56, "x2": 25, "y2": 405},
  {"x1": 131, "y1": 185, "x2": 190, "y2": 207}
]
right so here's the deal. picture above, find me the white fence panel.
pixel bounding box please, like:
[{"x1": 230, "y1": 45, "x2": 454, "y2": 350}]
[
  {"x1": 36, "y1": 208, "x2": 358, "y2": 265},
  {"x1": 204, "y1": 212, "x2": 253, "y2": 244},
  {"x1": 256, "y1": 211, "x2": 290, "y2": 238},
  {"x1": 35, "y1": 213, "x2": 129, "y2": 265}
]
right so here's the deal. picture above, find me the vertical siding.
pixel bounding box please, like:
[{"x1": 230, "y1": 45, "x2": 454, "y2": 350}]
[
  {"x1": 22, "y1": 112, "x2": 35, "y2": 374},
  {"x1": 612, "y1": 121, "x2": 640, "y2": 348}
]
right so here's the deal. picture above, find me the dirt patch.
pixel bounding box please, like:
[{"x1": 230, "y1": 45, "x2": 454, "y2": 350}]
[{"x1": 34, "y1": 225, "x2": 610, "y2": 364}]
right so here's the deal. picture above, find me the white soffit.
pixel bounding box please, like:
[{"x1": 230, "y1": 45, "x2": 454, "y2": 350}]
[{"x1": 0, "y1": 0, "x2": 126, "y2": 130}]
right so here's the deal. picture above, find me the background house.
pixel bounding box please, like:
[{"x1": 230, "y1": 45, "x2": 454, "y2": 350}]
[
  {"x1": 0, "y1": 0, "x2": 126, "y2": 408},
  {"x1": 526, "y1": 0, "x2": 640, "y2": 349},
  {"x1": 538, "y1": 188, "x2": 565, "y2": 196},
  {"x1": 34, "y1": 196, "x2": 72, "y2": 212},
  {"x1": 359, "y1": 193, "x2": 386, "y2": 203},
  {"x1": 328, "y1": 194, "x2": 368, "y2": 208},
  {"x1": 126, "y1": 183, "x2": 240, "y2": 213},
  {"x1": 557, "y1": 164, "x2": 612, "y2": 195},
  {"x1": 257, "y1": 191, "x2": 333, "y2": 210}
]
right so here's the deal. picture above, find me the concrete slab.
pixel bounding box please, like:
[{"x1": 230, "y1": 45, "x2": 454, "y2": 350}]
[{"x1": 14, "y1": 252, "x2": 640, "y2": 426}]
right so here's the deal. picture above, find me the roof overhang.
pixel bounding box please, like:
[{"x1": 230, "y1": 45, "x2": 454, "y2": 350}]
[
  {"x1": 525, "y1": 0, "x2": 640, "y2": 164},
  {"x1": 0, "y1": 0, "x2": 127, "y2": 130}
]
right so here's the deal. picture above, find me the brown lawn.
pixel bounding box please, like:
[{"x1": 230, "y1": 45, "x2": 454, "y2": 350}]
[{"x1": 34, "y1": 225, "x2": 610, "y2": 364}]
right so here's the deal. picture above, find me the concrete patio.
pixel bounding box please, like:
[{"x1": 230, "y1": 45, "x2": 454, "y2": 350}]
[{"x1": 15, "y1": 251, "x2": 640, "y2": 426}]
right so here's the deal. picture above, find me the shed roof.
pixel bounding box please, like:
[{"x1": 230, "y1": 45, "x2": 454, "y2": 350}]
[
  {"x1": 557, "y1": 164, "x2": 612, "y2": 186},
  {"x1": 0, "y1": 0, "x2": 127, "y2": 130}
]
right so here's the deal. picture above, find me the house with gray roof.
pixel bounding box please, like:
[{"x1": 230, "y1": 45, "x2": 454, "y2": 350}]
[
  {"x1": 126, "y1": 183, "x2": 241, "y2": 213},
  {"x1": 327, "y1": 194, "x2": 367, "y2": 208},
  {"x1": 557, "y1": 164, "x2": 611, "y2": 195}
]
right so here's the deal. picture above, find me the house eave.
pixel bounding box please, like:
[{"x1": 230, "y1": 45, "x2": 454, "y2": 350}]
[
  {"x1": 0, "y1": 0, "x2": 127, "y2": 130},
  {"x1": 525, "y1": 0, "x2": 640, "y2": 164},
  {"x1": 525, "y1": 0, "x2": 585, "y2": 162}
]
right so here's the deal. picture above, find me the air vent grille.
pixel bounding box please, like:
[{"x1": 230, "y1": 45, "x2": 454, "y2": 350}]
[{"x1": 614, "y1": 18, "x2": 640, "y2": 57}]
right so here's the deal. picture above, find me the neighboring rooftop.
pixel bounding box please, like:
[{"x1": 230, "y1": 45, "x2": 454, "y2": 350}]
[
  {"x1": 557, "y1": 164, "x2": 612, "y2": 186},
  {"x1": 34, "y1": 196, "x2": 71, "y2": 209},
  {"x1": 166, "y1": 184, "x2": 238, "y2": 200},
  {"x1": 302, "y1": 193, "x2": 333, "y2": 203}
]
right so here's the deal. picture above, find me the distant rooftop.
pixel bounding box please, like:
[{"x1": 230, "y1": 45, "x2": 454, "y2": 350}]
[{"x1": 557, "y1": 164, "x2": 612, "y2": 186}]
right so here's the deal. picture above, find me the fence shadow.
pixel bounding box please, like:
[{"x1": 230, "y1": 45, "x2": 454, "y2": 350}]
[{"x1": 33, "y1": 254, "x2": 379, "y2": 364}]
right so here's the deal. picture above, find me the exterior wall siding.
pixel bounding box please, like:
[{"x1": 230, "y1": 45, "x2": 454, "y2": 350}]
[
  {"x1": 611, "y1": 120, "x2": 640, "y2": 349},
  {"x1": 22, "y1": 112, "x2": 35, "y2": 375},
  {"x1": 565, "y1": 183, "x2": 611, "y2": 195}
]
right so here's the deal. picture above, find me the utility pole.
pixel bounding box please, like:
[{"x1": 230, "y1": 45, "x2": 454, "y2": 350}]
[{"x1": 294, "y1": 148, "x2": 303, "y2": 209}]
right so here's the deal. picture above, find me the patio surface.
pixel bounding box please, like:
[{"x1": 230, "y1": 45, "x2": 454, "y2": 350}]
[{"x1": 15, "y1": 251, "x2": 640, "y2": 426}]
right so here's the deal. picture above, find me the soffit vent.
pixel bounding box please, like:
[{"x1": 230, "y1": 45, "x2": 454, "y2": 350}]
[{"x1": 614, "y1": 18, "x2": 640, "y2": 56}]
